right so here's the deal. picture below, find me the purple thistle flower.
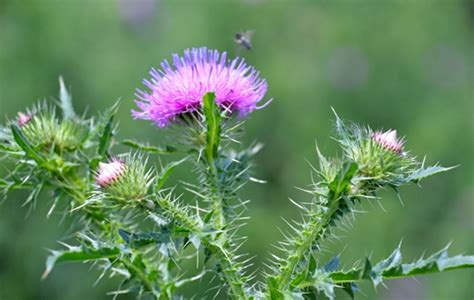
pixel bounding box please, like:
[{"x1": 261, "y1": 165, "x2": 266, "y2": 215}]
[{"x1": 132, "y1": 47, "x2": 270, "y2": 127}]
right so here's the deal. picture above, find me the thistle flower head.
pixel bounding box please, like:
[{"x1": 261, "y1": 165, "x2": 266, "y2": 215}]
[
  {"x1": 95, "y1": 154, "x2": 154, "y2": 202},
  {"x1": 13, "y1": 103, "x2": 88, "y2": 152},
  {"x1": 132, "y1": 47, "x2": 269, "y2": 127},
  {"x1": 372, "y1": 129, "x2": 404, "y2": 154},
  {"x1": 17, "y1": 112, "x2": 32, "y2": 127},
  {"x1": 96, "y1": 159, "x2": 125, "y2": 187},
  {"x1": 333, "y1": 113, "x2": 417, "y2": 186}
]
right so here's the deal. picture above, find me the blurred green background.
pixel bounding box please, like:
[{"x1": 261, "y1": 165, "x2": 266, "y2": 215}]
[{"x1": 0, "y1": 0, "x2": 473, "y2": 299}]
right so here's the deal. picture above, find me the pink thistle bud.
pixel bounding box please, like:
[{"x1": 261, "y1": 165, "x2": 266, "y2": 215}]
[
  {"x1": 96, "y1": 159, "x2": 125, "y2": 187},
  {"x1": 372, "y1": 129, "x2": 404, "y2": 154},
  {"x1": 17, "y1": 112, "x2": 32, "y2": 127}
]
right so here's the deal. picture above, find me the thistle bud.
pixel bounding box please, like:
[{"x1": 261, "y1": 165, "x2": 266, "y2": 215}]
[
  {"x1": 372, "y1": 130, "x2": 404, "y2": 154},
  {"x1": 17, "y1": 112, "x2": 32, "y2": 127},
  {"x1": 96, "y1": 159, "x2": 125, "y2": 187},
  {"x1": 95, "y1": 155, "x2": 154, "y2": 202}
]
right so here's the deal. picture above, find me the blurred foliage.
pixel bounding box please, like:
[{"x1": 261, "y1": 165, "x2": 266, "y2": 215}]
[{"x1": 0, "y1": 0, "x2": 473, "y2": 299}]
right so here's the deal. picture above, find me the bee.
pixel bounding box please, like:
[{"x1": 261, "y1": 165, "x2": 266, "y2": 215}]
[{"x1": 234, "y1": 30, "x2": 255, "y2": 50}]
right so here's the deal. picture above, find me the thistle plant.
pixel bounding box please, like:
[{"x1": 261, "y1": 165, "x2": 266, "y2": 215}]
[{"x1": 1, "y1": 48, "x2": 472, "y2": 300}]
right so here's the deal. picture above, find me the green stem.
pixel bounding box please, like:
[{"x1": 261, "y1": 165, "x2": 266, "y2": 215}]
[
  {"x1": 269, "y1": 162, "x2": 359, "y2": 296},
  {"x1": 207, "y1": 168, "x2": 226, "y2": 230},
  {"x1": 273, "y1": 198, "x2": 340, "y2": 292},
  {"x1": 121, "y1": 258, "x2": 161, "y2": 299},
  {"x1": 155, "y1": 197, "x2": 248, "y2": 299},
  {"x1": 202, "y1": 164, "x2": 247, "y2": 298},
  {"x1": 205, "y1": 243, "x2": 247, "y2": 299}
]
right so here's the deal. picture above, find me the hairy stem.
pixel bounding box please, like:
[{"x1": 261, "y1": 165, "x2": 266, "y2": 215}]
[
  {"x1": 207, "y1": 169, "x2": 227, "y2": 230},
  {"x1": 269, "y1": 162, "x2": 358, "y2": 296},
  {"x1": 155, "y1": 197, "x2": 248, "y2": 299},
  {"x1": 273, "y1": 196, "x2": 340, "y2": 292},
  {"x1": 121, "y1": 258, "x2": 160, "y2": 299}
]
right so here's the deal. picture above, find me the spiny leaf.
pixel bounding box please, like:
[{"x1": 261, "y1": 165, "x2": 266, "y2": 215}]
[
  {"x1": 156, "y1": 157, "x2": 188, "y2": 190},
  {"x1": 308, "y1": 270, "x2": 336, "y2": 300},
  {"x1": 202, "y1": 92, "x2": 221, "y2": 172},
  {"x1": 118, "y1": 229, "x2": 172, "y2": 249},
  {"x1": 341, "y1": 282, "x2": 358, "y2": 299},
  {"x1": 188, "y1": 234, "x2": 201, "y2": 250},
  {"x1": 329, "y1": 162, "x2": 358, "y2": 196},
  {"x1": 58, "y1": 76, "x2": 76, "y2": 120},
  {"x1": 122, "y1": 139, "x2": 177, "y2": 154},
  {"x1": 42, "y1": 245, "x2": 120, "y2": 279},
  {"x1": 370, "y1": 245, "x2": 402, "y2": 285},
  {"x1": 11, "y1": 124, "x2": 52, "y2": 170},
  {"x1": 297, "y1": 245, "x2": 473, "y2": 299},
  {"x1": 406, "y1": 165, "x2": 455, "y2": 183},
  {"x1": 97, "y1": 102, "x2": 120, "y2": 158},
  {"x1": 327, "y1": 245, "x2": 474, "y2": 287},
  {"x1": 267, "y1": 276, "x2": 285, "y2": 299}
]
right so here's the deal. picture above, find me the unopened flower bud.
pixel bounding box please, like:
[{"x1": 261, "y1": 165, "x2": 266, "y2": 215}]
[
  {"x1": 95, "y1": 155, "x2": 154, "y2": 202},
  {"x1": 372, "y1": 130, "x2": 404, "y2": 154},
  {"x1": 17, "y1": 112, "x2": 32, "y2": 127},
  {"x1": 96, "y1": 159, "x2": 125, "y2": 187}
]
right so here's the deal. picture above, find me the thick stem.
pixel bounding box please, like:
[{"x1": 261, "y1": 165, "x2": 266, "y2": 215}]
[
  {"x1": 205, "y1": 243, "x2": 247, "y2": 299},
  {"x1": 121, "y1": 258, "x2": 159, "y2": 298},
  {"x1": 269, "y1": 161, "x2": 359, "y2": 296},
  {"x1": 273, "y1": 198, "x2": 341, "y2": 291},
  {"x1": 207, "y1": 169, "x2": 226, "y2": 230},
  {"x1": 155, "y1": 197, "x2": 248, "y2": 299}
]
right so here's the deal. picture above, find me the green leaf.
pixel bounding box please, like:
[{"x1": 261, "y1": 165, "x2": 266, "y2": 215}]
[
  {"x1": 118, "y1": 229, "x2": 171, "y2": 249},
  {"x1": 341, "y1": 282, "x2": 358, "y2": 299},
  {"x1": 42, "y1": 245, "x2": 120, "y2": 279},
  {"x1": 329, "y1": 162, "x2": 358, "y2": 196},
  {"x1": 11, "y1": 124, "x2": 52, "y2": 170},
  {"x1": 97, "y1": 115, "x2": 114, "y2": 157},
  {"x1": 297, "y1": 245, "x2": 474, "y2": 299},
  {"x1": 122, "y1": 139, "x2": 177, "y2": 154},
  {"x1": 156, "y1": 157, "x2": 188, "y2": 190},
  {"x1": 327, "y1": 245, "x2": 474, "y2": 288},
  {"x1": 188, "y1": 234, "x2": 201, "y2": 250},
  {"x1": 406, "y1": 165, "x2": 455, "y2": 183},
  {"x1": 370, "y1": 244, "x2": 402, "y2": 286},
  {"x1": 203, "y1": 210, "x2": 214, "y2": 223},
  {"x1": 308, "y1": 270, "x2": 336, "y2": 300},
  {"x1": 58, "y1": 76, "x2": 76, "y2": 120},
  {"x1": 97, "y1": 102, "x2": 119, "y2": 158},
  {"x1": 267, "y1": 276, "x2": 285, "y2": 300},
  {"x1": 202, "y1": 92, "x2": 221, "y2": 173}
]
